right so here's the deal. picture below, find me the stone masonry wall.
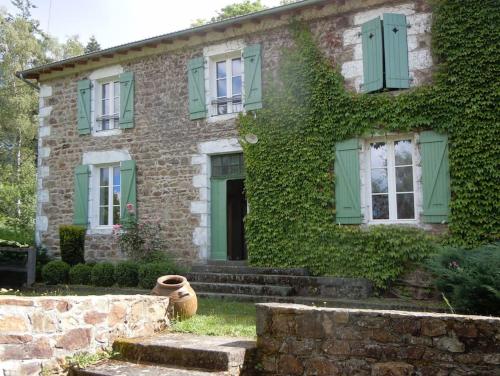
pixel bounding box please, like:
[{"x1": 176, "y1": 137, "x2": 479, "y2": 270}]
[
  {"x1": 256, "y1": 303, "x2": 500, "y2": 375},
  {"x1": 0, "y1": 295, "x2": 170, "y2": 375},
  {"x1": 36, "y1": 0, "x2": 434, "y2": 263}
]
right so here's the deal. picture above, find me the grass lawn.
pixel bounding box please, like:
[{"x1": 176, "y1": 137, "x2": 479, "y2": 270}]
[{"x1": 0, "y1": 286, "x2": 257, "y2": 337}]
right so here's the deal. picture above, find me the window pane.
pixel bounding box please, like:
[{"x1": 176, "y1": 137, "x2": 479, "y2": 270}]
[
  {"x1": 372, "y1": 194, "x2": 389, "y2": 220},
  {"x1": 216, "y1": 61, "x2": 226, "y2": 79},
  {"x1": 102, "y1": 119, "x2": 110, "y2": 130},
  {"x1": 113, "y1": 205, "x2": 120, "y2": 225},
  {"x1": 100, "y1": 168, "x2": 109, "y2": 186},
  {"x1": 99, "y1": 187, "x2": 109, "y2": 206},
  {"x1": 102, "y1": 83, "x2": 110, "y2": 100},
  {"x1": 232, "y1": 76, "x2": 242, "y2": 96},
  {"x1": 232, "y1": 58, "x2": 241, "y2": 76},
  {"x1": 113, "y1": 81, "x2": 120, "y2": 115},
  {"x1": 217, "y1": 79, "x2": 227, "y2": 98},
  {"x1": 395, "y1": 140, "x2": 413, "y2": 165},
  {"x1": 99, "y1": 206, "x2": 108, "y2": 226},
  {"x1": 396, "y1": 166, "x2": 414, "y2": 192},
  {"x1": 397, "y1": 193, "x2": 415, "y2": 219},
  {"x1": 371, "y1": 168, "x2": 388, "y2": 193},
  {"x1": 113, "y1": 167, "x2": 120, "y2": 186},
  {"x1": 370, "y1": 142, "x2": 387, "y2": 168}
]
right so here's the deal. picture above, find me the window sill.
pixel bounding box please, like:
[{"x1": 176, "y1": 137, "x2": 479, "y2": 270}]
[
  {"x1": 207, "y1": 112, "x2": 243, "y2": 124},
  {"x1": 365, "y1": 219, "x2": 419, "y2": 226},
  {"x1": 88, "y1": 226, "x2": 114, "y2": 235},
  {"x1": 92, "y1": 128, "x2": 122, "y2": 137}
]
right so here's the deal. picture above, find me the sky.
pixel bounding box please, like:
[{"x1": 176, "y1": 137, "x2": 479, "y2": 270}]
[{"x1": 0, "y1": 0, "x2": 283, "y2": 49}]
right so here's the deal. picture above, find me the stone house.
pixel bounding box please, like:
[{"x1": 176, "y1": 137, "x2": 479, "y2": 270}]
[{"x1": 18, "y1": 0, "x2": 442, "y2": 264}]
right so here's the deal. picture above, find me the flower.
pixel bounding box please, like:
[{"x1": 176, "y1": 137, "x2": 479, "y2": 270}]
[
  {"x1": 449, "y1": 260, "x2": 460, "y2": 269},
  {"x1": 126, "y1": 203, "x2": 134, "y2": 212}
]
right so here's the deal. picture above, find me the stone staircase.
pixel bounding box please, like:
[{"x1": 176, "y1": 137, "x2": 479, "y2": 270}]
[
  {"x1": 186, "y1": 262, "x2": 445, "y2": 312},
  {"x1": 72, "y1": 333, "x2": 257, "y2": 375}
]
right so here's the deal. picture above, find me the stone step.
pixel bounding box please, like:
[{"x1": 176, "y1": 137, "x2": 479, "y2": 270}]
[
  {"x1": 113, "y1": 333, "x2": 256, "y2": 374},
  {"x1": 187, "y1": 272, "x2": 372, "y2": 299},
  {"x1": 195, "y1": 292, "x2": 447, "y2": 313},
  {"x1": 189, "y1": 281, "x2": 294, "y2": 297},
  {"x1": 190, "y1": 265, "x2": 309, "y2": 276},
  {"x1": 72, "y1": 360, "x2": 229, "y2": 375}
]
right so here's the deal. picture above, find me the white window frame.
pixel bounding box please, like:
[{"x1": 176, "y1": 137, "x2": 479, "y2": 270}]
[
  {"x1": 210, "y1": 55, "x2": 243, "y2": 117},
  {"x1": 95, "y1": 164, "x2": 121, "y2": 227},
  {"x1": 88, "y1": 65, "x2": 123, "y2": 137},
  {"x1": 94, "y1": 78, "x2": 120, "y2": 132},
  {"x1": 83, "y1": 150, "x2": 130, "y2": 234},
  {"x1": 361, "y1": 133, "x2": 422, "y2": 225},
  {"x1": 203, "y1": 40, "x2": 246, "y2": 123}
]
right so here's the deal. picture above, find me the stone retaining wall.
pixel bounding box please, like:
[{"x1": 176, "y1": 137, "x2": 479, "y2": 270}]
[
  {"x1": 256, "y1": 303, "x2": 500, "y2": 375},
  {"x1": 0, "y1": 295, "x2": 170, "y2": 375}
]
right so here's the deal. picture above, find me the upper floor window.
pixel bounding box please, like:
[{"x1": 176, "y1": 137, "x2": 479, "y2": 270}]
[
  {"x1": 96, "y1": 79, "x2": 120, "y2": 131},
  {"x1": 214, "y1": 57, "x2": 242, "y2": 116}
]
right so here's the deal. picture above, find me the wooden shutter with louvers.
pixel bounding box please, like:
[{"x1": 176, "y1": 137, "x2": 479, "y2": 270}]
[
  {"x1": 120, "y1": 160, "x2": 137, "y2": 223},
  {"x1": 420, "y1": 131, "x2": 450, "y2": 223},
  {"x1": 188, "y1": 57, "x2": 206, "y2": 120},
  {"x1": 119, "y1": 72, "x2": 134, "y2": 128},
  {"x1": 361, "y1": 17, "x2": 384, "y2": 93},
  {"x1": 243, "y1": 44, "x2": 262, "y2": 111},
  {"x1": 335, "y1": 139, "x2": 362, "y2": 224},
  {"x1": 73, "y1": 165, "x2": 90, "y2": 226},
  {"x1": 77, "y1": 79, "x2": 91, "y2": 134},
  {"x1": 383, "y1": 13, "x2": 410, "y2": 89}
]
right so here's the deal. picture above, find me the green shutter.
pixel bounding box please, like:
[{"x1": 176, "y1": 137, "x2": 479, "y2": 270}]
[
  {"x1": 73, "y1": 165, "x2": 90, "y2": 226},
  {"x1": 383, "y1": 13, "x2": 410, "y2": 89},
  {"x1": 361, "y1": 17, "x2": 384, "y2": 93},
  {"x1": 420, "y1": 131, "x2": 450, "y2": 223},
  {"x1": 188, "y1": 57, "x2": 206, "y2": 120},
  {"x1": 243, "y1": 44, "x2": 262, "y2": 111},
  {"x1": 211, "y1": 179, "x2": 227, "y2": 260},
  {"x1": 335, "y1": 139, "x2": 362, "y2": 224},
  {"x1": 120, "y1": 160, "x2": 137, "y2": 223},
  {"x1": 119, "y1": 72, "x2": 134, "y2": 128},
  {"x1": 77, "y1": 79, "x2": 91, "y2": 134}
]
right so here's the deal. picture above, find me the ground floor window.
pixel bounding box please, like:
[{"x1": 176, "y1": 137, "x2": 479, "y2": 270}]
[
  {"x1": 97, "y1": 165, "x2": 121, "y2": 226},
  {"x1": 367, "y1": 137, "x2": 416, "y2": 221}
]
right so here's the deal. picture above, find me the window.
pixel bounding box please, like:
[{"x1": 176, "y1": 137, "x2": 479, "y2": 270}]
[
  {"x1": 212, "y1": 56, "x2": 243, "y2": 116},
  {"x1": 211, "y1": 153, "x2": 245, "y2": 178},
  {"x1": 98, "y1": 165, "x2": 121, "y2": 226},
  {"x1": 95, "y1": 79, "x2": 120, "y2": 131},
  {"x1": 368, "y1": 138, "x2": 415, "y2": 221}
]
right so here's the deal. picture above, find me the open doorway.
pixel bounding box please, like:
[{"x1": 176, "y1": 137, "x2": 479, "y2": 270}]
[{"x1": 210, "y1": 154, "x2": 246, "y2": 261}]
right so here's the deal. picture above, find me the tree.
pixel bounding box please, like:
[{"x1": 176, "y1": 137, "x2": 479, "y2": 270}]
[
  {"x1": 85, "y1": 35, "x2": 101, "y2": 54},
  {"x1": 60, "y1": 35, "x2": 84, "y2": 59},
  {"x1": 191, "y1": 0, "x2": 267, "y2": 27}
]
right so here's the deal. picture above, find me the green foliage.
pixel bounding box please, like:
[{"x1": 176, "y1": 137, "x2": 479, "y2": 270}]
[
  {"x1": 59, "y1": 225, "x2": 86, "y2": 266},
  {"x1": 191, "y1": 0, "x2": 266, "y2": 26},
  {"x1": 114, "y1": 221, "x2": 167, "y2": 262},
  {"x1": 114, "y1": 261, "x2": 139, "y2": 287},
  {"x1": 90, "y1": 262, "x2": 115, "y2": 287},
  {"x1": 138, "y1": 261, "x2": 177, "y2": 290},
  {"x1": 42, "y1": 260, "x2": 70, "y2": 285},
  {"x1": 426, "y1": 243, "x2": 500, "y2": 315},
  {"x1": 238, "y1": 0, "x2": 499, "y2": 286},
  {"x1": 69, "y1": 263, "x2": 92, "y2": 285},
  {"x1": 84, "y1": 35, "x2": 101, "y2": 54}
]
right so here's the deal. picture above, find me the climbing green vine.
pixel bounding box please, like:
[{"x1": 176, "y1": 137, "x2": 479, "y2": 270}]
[{"x1": 238, "y1": 0, "x2": 499, "y2": 288}]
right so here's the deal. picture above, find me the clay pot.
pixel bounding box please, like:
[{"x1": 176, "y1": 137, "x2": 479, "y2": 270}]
[{"x1": 151, "y1": 275, "x2": 197, "y2": 320}]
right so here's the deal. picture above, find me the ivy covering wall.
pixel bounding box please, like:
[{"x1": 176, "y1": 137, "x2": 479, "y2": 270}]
[{"x1": 238, "y1": 0, "x2": 499, "y2": 288}]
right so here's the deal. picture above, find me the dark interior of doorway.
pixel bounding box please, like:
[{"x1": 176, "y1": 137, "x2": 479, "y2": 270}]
[{"x1": 227, "y1": 179, "x2": 247, "y2": 261}]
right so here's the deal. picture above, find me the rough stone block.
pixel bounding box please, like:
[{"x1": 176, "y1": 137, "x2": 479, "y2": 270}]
[{"x1": 371, "y1": 362, "x2": 414, "y2": 376}]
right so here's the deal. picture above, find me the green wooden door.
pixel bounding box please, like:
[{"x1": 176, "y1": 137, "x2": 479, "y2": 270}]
[{"x1": 210, "y1": 179, "x2": 227, "y2": 260}]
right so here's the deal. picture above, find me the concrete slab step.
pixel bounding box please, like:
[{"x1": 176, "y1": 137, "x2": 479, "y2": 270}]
[
  {"x1": 190, "y1": 265, "x2": 309, "y2": 276},
  {"x1": 195, "y1": 292, "x2": 447, "y2": 313},
  {"x1": 187, "y1": 272, "x2": 372, "y2": 299},
  {"x1": 189, "y1": 281, "x2": 294, "y2": 297},
  {"x1": 113, "y1": 333, "x2": 256, "y2": 374},
  {"x1": 72, "y1": 360, "x2": 229, "y2": 375}
]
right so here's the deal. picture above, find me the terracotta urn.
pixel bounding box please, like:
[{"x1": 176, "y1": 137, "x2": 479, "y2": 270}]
[{"x1": 151, "y1": 275, "x2": 198, "y2": 320}]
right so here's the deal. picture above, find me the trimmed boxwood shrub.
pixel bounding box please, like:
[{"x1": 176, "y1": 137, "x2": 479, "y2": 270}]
[
  {"x1": 69, "y1": 263, "x2": 92, "y2": 285},
  {"x1": 114, "y1": 261, "x2": 139, "y2": 287},
  {"x1": 427, "y1": 243, "x2": 500, "y2": 315},
  {"x1": 138, "y1": 261, "x2": 177, "y2": 289},
  {"x1": 42, "y1": 260, "x2": 70, "y2": 285},
  {"x1": 59, "y1": 225, "x2": 86, "y2": 266},
  {"x1": 90, "y1": 262, "x2": 115, "y2": 287}
]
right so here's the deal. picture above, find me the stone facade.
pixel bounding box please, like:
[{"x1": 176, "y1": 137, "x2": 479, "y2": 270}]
[
  {"x1": 35, "y1": 0, "x2": 435, "y2": 263},
  {"x1": 256, "y1": 303, "x2": 500, "y2": 375},
  {"x1": 0, "y1": 295, "x2": 169, "y2": 375}
]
